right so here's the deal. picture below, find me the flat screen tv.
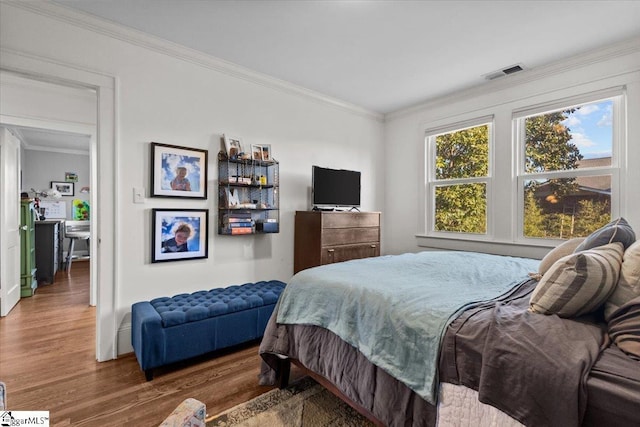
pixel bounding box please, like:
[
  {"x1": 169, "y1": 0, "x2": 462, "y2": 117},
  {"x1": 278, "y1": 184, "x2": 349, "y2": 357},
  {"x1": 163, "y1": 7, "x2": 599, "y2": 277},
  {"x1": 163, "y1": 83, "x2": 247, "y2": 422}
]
[{"x1": 312, "y1": 166, "x2": 361, "y2": 208}]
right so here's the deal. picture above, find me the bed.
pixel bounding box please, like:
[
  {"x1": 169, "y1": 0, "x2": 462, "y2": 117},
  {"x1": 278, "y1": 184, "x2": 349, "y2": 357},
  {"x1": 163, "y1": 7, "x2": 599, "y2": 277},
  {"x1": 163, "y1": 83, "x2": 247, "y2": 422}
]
[{"x1": 259, "y1": 246, "x2": 640, "y2": 426}]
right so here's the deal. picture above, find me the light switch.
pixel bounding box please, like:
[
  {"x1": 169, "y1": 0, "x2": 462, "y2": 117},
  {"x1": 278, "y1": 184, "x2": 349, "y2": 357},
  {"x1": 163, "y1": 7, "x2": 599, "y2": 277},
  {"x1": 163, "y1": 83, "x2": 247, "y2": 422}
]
[{"x1": 133, "y1": 187, "x2": 145, "y2": 204}]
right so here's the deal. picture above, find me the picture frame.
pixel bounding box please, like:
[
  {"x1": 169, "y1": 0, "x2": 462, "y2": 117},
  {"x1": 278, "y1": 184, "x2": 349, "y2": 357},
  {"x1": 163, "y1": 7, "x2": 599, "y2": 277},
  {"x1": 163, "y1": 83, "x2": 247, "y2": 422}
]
[
  {"x1": 251, "y1": 144, "x2": 263, "y2": 161},
  {"x1": 223, "y1": 134, "x2": 244, "y2": 159},
  {"x1": 261, "y1": 144, "x2": 272, "y2": 162},
  {"x1": 65, "y1": 172, "x2": 78, "y2": 182},
  {"x1": 51, "y1": 181, "x2": 74, "y2": 196},
  {"x1": 150, "y1": 142, "x2": 208, "y2": 199},
  {"x1": 152, "y1": 209, "x2": 208, "y2": 263}
]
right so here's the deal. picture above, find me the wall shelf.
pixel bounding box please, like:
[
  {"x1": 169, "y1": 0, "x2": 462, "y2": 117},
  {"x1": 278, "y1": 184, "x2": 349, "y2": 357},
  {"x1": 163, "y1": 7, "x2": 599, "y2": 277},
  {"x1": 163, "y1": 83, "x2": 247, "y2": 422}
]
[{"x1": 218, "y1": 151, "x2": 279, "y2": 235}]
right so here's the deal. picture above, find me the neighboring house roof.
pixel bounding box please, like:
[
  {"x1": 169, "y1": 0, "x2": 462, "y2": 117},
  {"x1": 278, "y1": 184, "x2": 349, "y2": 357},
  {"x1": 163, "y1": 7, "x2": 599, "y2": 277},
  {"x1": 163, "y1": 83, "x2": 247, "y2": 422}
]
[
  {"x1": 533, "y1": 157, "x2": 612, "y2": 200},
  {"x1": 576, "y1": 157, "x2": 612, "y2": 193}
]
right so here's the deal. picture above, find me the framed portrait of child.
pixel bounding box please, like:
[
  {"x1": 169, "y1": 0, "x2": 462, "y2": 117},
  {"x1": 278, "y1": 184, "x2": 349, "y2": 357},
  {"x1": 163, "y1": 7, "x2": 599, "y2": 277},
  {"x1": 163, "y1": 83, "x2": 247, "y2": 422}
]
[
  {"x1": 150, "y1": 142, "x2": 208, "y2": 199},
  {"x1": 151, "y1": 209, "x2": 208, "y2": 263}
]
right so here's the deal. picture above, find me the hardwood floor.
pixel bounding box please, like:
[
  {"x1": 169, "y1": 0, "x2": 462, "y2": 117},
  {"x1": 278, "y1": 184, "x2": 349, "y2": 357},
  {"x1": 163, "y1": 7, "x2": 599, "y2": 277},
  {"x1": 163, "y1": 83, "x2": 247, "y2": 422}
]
[{"x1": 0, "y1": 262, "x2": 284, "y2": 426}]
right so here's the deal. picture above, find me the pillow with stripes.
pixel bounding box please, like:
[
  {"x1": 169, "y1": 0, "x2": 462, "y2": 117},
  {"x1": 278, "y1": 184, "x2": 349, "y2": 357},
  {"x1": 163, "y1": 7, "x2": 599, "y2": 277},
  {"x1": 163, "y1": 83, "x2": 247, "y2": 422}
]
[
  {"x1": 530, "y1": 237, "x2": 586, "y2": 281},
  {"x1": 608, "y1": 295, "x2": 640, "y2": 360},
  {"x1": 605, "y1": 240, "x2": 640, "y2": 321},
  {"x1": 529, "y1": 242, "x2": 624, "y2": 317}
]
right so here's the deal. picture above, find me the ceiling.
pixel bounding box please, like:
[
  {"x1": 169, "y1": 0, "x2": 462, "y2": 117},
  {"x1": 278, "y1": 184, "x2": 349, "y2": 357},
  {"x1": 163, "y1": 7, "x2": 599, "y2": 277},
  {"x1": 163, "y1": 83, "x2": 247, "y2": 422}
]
[
  {"x1": 13, "y1": 126, "x2": 91, "y2": 154},
  {"x1": 51, "y1": 0, "x2": 640, "y2": 114}
]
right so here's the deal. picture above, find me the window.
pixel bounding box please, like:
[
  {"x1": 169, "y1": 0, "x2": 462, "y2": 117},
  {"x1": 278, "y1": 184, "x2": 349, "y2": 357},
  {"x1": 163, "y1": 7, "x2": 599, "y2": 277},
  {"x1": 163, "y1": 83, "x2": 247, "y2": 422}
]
[
  {"x1": 426, "y1": 120, "x2": 492, "y2": 234},
  {"x1": 516, "y1": 96, "x2": 619, "y2": 240}
]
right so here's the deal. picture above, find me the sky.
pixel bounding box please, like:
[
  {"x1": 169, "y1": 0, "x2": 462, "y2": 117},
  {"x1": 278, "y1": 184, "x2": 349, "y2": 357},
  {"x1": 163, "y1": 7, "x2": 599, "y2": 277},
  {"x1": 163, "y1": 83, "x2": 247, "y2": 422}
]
[{"x1": 562, "y1": 99, "x2": 613, "y2": 159}]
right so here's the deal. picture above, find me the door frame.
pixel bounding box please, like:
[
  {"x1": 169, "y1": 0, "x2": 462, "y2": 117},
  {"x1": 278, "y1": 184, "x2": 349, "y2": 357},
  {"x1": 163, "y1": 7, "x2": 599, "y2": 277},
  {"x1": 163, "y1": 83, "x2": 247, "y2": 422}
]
[
  {"x1": 0, "y1": 116, "x2": 97, "y2": 306},
  {"x1": 1, "y1": 48, "x2": 119, "y2": 362}
]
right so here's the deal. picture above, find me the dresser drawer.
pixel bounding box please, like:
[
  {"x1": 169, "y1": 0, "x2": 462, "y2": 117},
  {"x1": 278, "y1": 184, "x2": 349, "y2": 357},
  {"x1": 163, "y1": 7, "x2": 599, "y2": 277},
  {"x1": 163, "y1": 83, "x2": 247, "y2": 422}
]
[
  {"x1": 322, "y1": 212, "x2": 379, "y2": 228},
  {"x1": 322, "y1": 227, "x2": 379, "y2": 246},
  {"x1": 321, "y1": 243, "x2": 380, "y2": 265}
]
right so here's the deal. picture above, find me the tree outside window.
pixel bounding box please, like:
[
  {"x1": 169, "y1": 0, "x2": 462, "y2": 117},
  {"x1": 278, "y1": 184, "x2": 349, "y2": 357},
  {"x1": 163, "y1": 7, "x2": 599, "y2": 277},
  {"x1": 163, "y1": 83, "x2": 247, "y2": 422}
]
[
  {"x1": 521, "y1": 99, "x2": 614, "y2": 239},
  {"x1": 430, "y1": 124, "x2": 490, "y2": 234}
]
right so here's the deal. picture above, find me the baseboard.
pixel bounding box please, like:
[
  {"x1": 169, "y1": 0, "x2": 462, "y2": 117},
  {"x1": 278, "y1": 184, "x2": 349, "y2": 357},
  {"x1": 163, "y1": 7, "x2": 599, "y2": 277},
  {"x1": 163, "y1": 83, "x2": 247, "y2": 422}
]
[{"x1": 117, "y1": 320, "x2": 133, "y2": 356}]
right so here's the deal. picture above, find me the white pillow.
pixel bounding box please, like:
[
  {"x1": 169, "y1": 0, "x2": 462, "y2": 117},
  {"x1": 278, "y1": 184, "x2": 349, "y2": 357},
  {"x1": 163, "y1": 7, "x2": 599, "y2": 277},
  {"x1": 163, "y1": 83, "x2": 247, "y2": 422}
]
[
  {"x1": 533, "y1": 237, "x2": 586, "y2": 280},
  {"x1": 529, "y1": 242, "x2": 623, "y2": 317},
  {"x1": 605, "y1": 240, "x2": 640, "y2": 320}
]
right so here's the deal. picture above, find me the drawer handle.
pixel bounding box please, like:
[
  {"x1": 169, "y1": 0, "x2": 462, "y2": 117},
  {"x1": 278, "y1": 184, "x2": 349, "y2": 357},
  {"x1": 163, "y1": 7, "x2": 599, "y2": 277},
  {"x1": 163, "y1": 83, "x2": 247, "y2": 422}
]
[
  {"x1": 327, "y1": 249, "x2": 335, "y2": 253},
  {"x1": 370, "y1": 244, "x2": 377, "y2": 248}
]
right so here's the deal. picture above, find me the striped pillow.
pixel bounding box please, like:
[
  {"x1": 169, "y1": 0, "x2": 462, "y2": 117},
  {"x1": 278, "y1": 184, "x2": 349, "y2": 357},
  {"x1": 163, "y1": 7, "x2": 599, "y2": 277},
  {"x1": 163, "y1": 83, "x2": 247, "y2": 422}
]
[
  {"x1": 534, "y1": 237, "x2": 586, "y2": 279},
  {"x1": 529, "y1": 242, "x2": 623, "y2": 317},
  {"x1": 608, "y1": 295, "x2": 640, "y2": 360},
  {"x1": 605, "y1": 240, "x2": 640, "y2": 320}
]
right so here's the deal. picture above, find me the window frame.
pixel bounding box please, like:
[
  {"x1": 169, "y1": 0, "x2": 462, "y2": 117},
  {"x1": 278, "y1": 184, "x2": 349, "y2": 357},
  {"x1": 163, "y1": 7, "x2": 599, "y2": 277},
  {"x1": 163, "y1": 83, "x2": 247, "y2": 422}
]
[
  {"x1": 513, "y1": 90, "x2": 625, "y2": 245},
  {"x1": 425, "y1": 116, "x2": 494, "y2": 239}
]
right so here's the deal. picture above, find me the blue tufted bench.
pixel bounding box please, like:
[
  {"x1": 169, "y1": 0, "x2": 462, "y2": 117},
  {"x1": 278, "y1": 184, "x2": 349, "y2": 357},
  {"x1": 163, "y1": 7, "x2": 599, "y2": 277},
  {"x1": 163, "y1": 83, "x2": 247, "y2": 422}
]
[{"x1": 131, "y1": 280, "x2": 286, "y2": 380}]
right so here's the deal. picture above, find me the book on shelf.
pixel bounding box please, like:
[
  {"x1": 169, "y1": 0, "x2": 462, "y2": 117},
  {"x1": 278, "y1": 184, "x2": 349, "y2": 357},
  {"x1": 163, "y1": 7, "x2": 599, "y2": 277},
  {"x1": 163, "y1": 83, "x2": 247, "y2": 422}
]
[
  {"x1": 223, "y1": 213, "x2": 252, "y2": 222},
  {"x1": 230, "y1": 227, "x2": 253, "y2": 235},
  {"x1": 227, "y1": 221, "x2": 254, "y2": 228}
]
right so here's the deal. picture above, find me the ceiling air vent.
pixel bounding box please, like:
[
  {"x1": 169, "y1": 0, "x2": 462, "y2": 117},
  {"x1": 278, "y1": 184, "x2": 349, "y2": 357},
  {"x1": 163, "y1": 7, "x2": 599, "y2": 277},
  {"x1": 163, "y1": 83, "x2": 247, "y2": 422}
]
[{"x1": 483, "y1": 63, "x2": 525, "y2": 81}]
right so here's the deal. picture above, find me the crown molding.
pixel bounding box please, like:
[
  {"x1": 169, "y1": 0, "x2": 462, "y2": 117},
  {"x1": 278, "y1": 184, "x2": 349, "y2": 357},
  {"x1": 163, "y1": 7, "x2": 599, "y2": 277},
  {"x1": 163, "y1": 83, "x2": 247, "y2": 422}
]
[
  {"x1": 386, "y1": 35, "x2": 640, "y2": 122},
  {"x1": 24, "y1": 143, "x2": 89, "y2": 156},
  {"x1": 4, "y1": 1, "x2": 384, "y2": 122}
]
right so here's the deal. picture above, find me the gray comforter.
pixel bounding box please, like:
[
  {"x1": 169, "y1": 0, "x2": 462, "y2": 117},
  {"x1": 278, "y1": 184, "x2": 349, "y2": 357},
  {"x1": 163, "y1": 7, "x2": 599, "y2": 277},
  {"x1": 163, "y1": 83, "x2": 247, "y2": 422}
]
[
  {"x1": 260, "y1": 279, "x2": 610, "y2": 427},
  {"x1": 439, "y1": 279, "x2": 607, "y2": 426}
]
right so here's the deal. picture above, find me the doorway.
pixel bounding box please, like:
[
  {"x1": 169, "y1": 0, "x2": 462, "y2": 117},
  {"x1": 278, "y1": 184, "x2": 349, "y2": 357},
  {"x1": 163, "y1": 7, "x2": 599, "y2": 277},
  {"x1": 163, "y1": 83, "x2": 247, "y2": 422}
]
[{"x1": 0, "y1": 51, "x2": 117, "y2": 361}]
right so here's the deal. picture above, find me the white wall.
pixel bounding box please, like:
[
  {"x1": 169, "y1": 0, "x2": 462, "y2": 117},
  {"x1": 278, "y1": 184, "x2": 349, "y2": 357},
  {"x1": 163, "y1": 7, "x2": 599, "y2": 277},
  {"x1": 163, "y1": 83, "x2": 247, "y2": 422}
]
[
  {"x1": 0, "y1": 2, "x2": 385, "y2": 354},
  {"x1": 22, "y1": 151, "x2": 90, "y2": 220},
  {"x1": 384, "y1": 39, "x2": 640, "y2": 256}
]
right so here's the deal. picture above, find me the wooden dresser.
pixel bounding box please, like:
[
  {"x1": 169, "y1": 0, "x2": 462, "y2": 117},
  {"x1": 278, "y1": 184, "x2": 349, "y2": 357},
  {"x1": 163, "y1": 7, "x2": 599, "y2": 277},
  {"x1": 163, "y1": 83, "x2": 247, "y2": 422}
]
[{"x1": 294, "y1": 211, "x2": 380, "y2": 274}]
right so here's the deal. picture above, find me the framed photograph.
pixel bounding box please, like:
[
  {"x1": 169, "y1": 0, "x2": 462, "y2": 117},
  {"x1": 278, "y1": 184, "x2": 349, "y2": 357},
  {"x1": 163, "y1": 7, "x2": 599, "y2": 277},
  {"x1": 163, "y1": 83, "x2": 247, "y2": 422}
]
[
  {"x1": 223, "y1": 134, "x2": 243, "y2": 159},
  {"x1": 152, "y1": 209, "x2": 208, "y2": 263},
  {"x1": 65, "y1": 172, "x2": 78, "y2": 182},
  {"x1": 251, "y1": 144, "x2": 263, "y2": 161},
  {"x1": 51, "y1": 181, "x2": 74, "y2": 196},
  {"x1": 261, "y1": 144, "x2": 272, "y2": 162},
  {"x1": 150, "y1": 142, "x2": 208, "y2": 199}
]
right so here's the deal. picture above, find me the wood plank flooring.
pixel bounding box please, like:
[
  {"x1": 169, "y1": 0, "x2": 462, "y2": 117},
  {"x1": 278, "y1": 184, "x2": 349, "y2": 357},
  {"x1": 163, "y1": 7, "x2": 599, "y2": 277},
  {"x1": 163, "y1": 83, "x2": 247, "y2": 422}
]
[{"x1": 0, "y1": 262, "x2": 286, "y2": 426}]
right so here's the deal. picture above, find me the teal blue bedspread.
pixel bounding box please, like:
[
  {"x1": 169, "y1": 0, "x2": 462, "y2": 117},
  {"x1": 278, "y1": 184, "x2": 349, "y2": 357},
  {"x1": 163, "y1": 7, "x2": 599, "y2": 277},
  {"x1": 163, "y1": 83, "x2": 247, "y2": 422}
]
[{"x1": 276, "y1": 251, "x2": 539, "y2": 404}]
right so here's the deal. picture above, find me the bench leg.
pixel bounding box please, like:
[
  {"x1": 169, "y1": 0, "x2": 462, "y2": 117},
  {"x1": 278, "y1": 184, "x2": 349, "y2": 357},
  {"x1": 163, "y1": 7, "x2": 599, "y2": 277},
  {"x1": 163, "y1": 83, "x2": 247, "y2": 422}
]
[{"x1": 145, "y1": 369, "x2": 154, "y2": 381}]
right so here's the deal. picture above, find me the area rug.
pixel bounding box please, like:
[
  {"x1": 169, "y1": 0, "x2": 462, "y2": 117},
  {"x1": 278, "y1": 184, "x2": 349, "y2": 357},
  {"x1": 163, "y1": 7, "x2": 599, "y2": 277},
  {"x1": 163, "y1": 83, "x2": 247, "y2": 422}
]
[{"x1": 206, "y1": 376, "x2": 374, "y2": 426}]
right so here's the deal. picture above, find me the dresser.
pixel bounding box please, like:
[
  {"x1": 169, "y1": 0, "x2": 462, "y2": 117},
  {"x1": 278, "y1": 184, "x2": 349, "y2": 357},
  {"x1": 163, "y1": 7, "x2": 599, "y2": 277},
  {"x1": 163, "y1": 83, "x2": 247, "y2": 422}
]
[
  {"x1": 20, "y1": 200, "x2": 37, "y2": 297},
  {"x1": 35, "y1": 220, "x2": 64, "y2": 284},
  {"x1": 294, "y1": 211, "x2": 380, "y2": 274}
]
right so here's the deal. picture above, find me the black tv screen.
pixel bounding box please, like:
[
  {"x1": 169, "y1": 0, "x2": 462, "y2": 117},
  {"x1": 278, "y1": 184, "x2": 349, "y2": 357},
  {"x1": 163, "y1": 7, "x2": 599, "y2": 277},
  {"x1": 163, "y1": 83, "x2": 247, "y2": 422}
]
[{"x1": 312, "y1": 166, "x2": 361, "y2": 207}]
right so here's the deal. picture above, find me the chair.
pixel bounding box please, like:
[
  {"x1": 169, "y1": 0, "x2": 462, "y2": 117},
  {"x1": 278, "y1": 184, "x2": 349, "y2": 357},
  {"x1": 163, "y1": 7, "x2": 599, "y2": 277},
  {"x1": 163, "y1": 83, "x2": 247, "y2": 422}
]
[
  {"x1": 64, "y1": 220, "x2": 90, "y2": 272},
  {"x1": 159, "y1": 398, "x2": 206, "y2": 427}
]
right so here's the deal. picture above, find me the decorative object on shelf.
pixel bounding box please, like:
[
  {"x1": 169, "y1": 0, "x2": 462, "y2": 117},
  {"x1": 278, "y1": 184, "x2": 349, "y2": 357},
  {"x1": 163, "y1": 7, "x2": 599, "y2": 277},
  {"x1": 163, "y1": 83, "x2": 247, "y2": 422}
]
[
  {"x1": 150, "y1": 142, "x2": 208, "y2": 199},
  {"x1": 65, "y1": 172, "x2": 78, "y2": 182},
  {"x1": 218, "y1": 151, "x2": 279, "y2": 235},
  {"x1": 50, "y1": 181, "x2": 74, "y2": 196},
  {"x1": 261, "y1": 144, "x2": 272, "y2": 162},
  {"x1": 73, "y1": 199, "x2": 90, "y2": 220},
  {"x1": 251, "y1": 144, "x2": 263, "y2": 161},
  {"x1": 223, "y1": 134, "x2": 244, "y2": 160},
  {"x1": 152, "y1": 208, "x2": 208, "y2": 263}
]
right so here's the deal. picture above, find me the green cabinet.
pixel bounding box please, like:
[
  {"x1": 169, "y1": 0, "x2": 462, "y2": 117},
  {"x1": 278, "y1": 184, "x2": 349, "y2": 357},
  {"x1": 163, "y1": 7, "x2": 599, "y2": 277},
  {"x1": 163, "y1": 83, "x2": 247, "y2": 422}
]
[{"x1": 20, "y1": 200, "x2": 37, "y2": 297}]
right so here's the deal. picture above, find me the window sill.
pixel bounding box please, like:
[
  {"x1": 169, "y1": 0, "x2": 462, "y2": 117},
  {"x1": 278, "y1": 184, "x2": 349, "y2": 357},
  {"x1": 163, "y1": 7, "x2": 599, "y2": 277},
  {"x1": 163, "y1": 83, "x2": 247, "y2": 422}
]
[{"x1": 415, "y1": 234, "x2": 555, "y2": 260}]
